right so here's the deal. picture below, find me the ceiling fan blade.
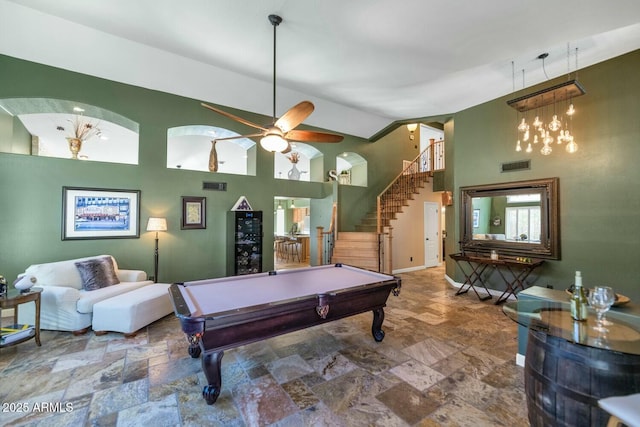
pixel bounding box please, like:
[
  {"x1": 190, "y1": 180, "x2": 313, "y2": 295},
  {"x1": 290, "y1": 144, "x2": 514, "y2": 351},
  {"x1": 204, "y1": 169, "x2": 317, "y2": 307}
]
[
  {"x1": 213, "y1": 133, "x2": 264, "y2": 142},
  {"x1": 275, "y1": 101, "x2": 315, "y2": 133},
  {"x1": 285, "y1": 129, "x2": 344, "y2": 143},
  {"x1": 201, "y1": 103, "x2": 268, "y2": 132}
]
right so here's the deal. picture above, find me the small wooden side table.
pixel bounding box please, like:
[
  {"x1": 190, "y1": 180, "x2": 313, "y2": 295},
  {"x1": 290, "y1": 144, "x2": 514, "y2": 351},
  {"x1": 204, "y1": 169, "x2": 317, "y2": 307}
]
[{"x1": 0, "y1": 287, "x2": 42, "y2": 347}]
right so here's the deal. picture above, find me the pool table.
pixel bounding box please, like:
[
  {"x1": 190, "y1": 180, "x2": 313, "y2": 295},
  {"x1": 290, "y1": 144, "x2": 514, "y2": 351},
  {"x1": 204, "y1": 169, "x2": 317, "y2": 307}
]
[{"x1": 169, "y1": 263, "x2": 401, "y2": 404}]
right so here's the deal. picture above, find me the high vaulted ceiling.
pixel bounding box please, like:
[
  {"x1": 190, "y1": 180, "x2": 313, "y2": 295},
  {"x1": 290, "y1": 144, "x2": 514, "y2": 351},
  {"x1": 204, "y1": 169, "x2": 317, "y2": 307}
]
[{"x1": 1, "y1": 0, "x2": 639, "y2": 139}]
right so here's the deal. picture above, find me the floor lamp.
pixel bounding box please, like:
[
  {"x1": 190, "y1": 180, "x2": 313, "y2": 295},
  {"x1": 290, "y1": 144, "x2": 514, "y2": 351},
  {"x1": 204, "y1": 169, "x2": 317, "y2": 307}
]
[{"x1": 146, "y1": 217, "x2": 167, "y2": 283}]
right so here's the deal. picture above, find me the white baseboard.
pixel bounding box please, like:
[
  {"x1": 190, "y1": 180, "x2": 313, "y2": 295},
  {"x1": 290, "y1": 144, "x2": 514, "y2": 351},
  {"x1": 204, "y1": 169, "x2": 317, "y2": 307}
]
[
  {"x1": 516, "y1": 353, "x2": 525, "y2": 367},
  {"x1": 392, "y1": 265, "x2": 426, "y2": 274},
  {"x1": 392, "y1": 262, "x2": 444, "y2": 275}
]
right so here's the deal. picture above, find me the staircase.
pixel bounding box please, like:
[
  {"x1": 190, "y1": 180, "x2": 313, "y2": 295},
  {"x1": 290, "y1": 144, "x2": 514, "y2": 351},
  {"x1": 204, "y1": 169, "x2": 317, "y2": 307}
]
[
  {"x1": 377, "y1": 170, "x2": 431, "y2": 232},
  {"x1": 331, "y1": 149, "x2": 433, "y2": 271},
  {"x1": 330, "y1": 232, "x2": 380, "y2": 271}
]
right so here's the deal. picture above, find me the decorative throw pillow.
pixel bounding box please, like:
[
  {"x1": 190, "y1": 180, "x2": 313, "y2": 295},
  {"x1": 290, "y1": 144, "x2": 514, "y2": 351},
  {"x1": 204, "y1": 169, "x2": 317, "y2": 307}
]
[{"x1": 75, "y1": 257, "x2": 120, "y2": 291}]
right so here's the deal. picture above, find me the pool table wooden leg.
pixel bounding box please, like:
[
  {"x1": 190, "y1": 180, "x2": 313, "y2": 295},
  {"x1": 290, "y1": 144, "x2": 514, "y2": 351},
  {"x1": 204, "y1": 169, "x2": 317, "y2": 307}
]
[
  {"x1": 372, "y1": 308, "x2": 385, "y2": 342},
  {"x1": 202, "y1": 350, "x2": 224, "y2": 405}
]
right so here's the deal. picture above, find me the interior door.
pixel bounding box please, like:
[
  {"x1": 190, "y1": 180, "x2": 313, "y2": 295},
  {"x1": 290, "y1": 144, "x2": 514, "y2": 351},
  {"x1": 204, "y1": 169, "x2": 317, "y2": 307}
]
[{"x1": 424, "y1": 202, "x2": 439, "y2": 267}]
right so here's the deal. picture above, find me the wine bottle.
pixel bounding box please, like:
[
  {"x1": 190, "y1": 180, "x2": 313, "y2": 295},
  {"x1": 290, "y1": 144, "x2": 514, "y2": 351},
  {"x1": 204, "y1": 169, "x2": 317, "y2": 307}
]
[
  {"x1": 572, "y1": 319, "x2": 587, "y2": 343},
  {"x1": 571, "y1": 271, "x2": 588, "y2": 321}
]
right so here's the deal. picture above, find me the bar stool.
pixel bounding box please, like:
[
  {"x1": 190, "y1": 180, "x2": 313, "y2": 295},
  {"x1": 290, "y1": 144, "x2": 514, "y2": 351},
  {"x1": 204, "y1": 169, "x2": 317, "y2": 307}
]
[
  {"x1": 274, "y1": 236, "x2": 287, "y2": 260},
  {"x1": 599, "y1": 394, "x2": 640, "y2": 427},
  {"x1": 285, "y1": 237, "x2": 301, "y2": 262}
]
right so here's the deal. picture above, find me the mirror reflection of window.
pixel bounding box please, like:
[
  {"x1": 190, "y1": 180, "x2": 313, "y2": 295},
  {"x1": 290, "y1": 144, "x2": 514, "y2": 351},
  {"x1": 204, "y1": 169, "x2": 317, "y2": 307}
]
[
  {"x1": 167, "y1": 125, "x2": 256, "y2": 175},
  {"x1": 506, "y1": 194, "x2": 541, "y2": 203},
  {"x1": 0, "y1": 98, "x2": 139, "y2": 164},
  {"x1": 506, "y1": 206, "x2": 541, "y2": 242}
]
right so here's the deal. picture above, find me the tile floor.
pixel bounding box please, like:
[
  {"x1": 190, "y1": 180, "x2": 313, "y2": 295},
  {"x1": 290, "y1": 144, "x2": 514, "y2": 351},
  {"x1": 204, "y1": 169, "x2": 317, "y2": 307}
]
[{"x1": 0, "y1": 266, "x2": 528, "y2": 426}]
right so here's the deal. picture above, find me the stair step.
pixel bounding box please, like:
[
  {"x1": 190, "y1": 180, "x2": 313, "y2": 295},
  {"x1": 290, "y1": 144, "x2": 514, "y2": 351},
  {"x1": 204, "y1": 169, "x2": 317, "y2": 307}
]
[
  {"x1": 354, "y1": 225, "x2": 378, "y2": 232},
  {"x1": 337, "y1": 232, "x2": 378, "y2": 241},
  {"x1": 333, "y1": 240, "x2": 378, "y2": 251},
  {"x1": 331, "y1": 256, "x2": 379, "y2": 270}
]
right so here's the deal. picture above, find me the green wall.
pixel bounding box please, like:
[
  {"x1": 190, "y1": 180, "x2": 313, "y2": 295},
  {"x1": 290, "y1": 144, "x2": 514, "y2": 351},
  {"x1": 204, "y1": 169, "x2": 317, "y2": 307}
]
[
  {"x1": 446, "y1": 49, "x2": 640, "y2": 299},
  {"x1": 0, "y1": 55, "x2": 413, "y2": 284},
  {"x1": 471, "y1": 197, "x2": 491, "y2": 234}
]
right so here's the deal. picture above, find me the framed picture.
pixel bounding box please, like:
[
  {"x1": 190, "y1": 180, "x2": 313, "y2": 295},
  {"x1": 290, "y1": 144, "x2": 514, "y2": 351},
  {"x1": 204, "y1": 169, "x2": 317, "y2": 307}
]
[
  {"x1": 473, "y1": 209, "x2": 480, "y2": 228},
  {"x1": 182, "y1": 196, "x2": 206, "y2": 229},
  {"x1": 62, "y1": 187, "x2": 140, "y2": 240}
]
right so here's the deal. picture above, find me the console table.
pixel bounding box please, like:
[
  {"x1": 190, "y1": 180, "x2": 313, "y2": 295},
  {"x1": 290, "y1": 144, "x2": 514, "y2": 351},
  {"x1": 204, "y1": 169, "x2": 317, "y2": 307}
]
[
  {"x1": 503, "y1": 297, "x2": 640, "y2": 426},
  {"x1": 449, "y1": 253, "x2": 544, "y2": 304}
]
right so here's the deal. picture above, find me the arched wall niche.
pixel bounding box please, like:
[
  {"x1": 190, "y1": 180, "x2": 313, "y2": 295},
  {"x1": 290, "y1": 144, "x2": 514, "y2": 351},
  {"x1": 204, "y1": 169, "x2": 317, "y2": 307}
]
[
  {"x1": 336, "y1": 152, "x2": 367, "y2": 186},
  {"x1": 167, "y1": 125, "x2": 256, "y2": 175},
  {"x1": 274, "y1": 143, "x2": 324, "y2": 182},
  {"x1": 0, "y1": 97, "x2": 139, "y2": 164}
]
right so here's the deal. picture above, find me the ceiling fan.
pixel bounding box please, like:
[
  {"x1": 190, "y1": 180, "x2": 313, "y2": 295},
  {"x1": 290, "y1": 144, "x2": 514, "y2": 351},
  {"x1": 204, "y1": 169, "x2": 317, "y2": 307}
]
[{"x1": 201, "y1": 14, "x2": 343, "y2": 164}]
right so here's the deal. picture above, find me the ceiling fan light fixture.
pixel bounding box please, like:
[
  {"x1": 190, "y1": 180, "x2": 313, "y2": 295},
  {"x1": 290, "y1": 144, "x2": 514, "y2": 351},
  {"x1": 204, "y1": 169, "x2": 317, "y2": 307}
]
[
  {"x1": 200, "y1": 13, "x2": 342, "y2": 160},
  {"x1": 260, "y1": 134, "x2": 288, "y2": 152}
]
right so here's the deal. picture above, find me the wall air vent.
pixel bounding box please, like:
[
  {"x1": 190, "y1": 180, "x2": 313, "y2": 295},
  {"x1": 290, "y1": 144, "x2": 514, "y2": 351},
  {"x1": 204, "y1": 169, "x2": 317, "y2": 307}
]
[
  {"x1": 501, "y1": 160, "x2": 531, "y2": 173},
  {"x1": 203, "y1": 181, "x2": 227, "y2": 191}
]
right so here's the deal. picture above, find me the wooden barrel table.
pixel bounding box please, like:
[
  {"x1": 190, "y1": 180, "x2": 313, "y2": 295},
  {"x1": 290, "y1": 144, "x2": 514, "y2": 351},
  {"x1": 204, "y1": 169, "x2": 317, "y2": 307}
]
[{"x1": 526, "y1": 328, "x2": 640, "y2": 426}]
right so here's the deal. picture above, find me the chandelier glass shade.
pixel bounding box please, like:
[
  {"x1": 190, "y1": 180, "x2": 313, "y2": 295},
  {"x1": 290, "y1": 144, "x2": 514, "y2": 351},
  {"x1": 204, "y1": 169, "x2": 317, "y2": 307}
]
[{"x1": 509, "y1": 79, "x2": 585, "y2": 156}]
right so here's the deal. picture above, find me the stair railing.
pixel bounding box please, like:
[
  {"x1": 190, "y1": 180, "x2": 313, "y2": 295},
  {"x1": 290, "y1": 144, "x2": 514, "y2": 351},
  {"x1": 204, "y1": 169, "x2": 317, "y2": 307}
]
[
  {"x1": 316, "y1": 202, "x2": 337, "y2": 265},
  {"x1": 376, "y1": 145, "x2": 433, "y2": 234}
]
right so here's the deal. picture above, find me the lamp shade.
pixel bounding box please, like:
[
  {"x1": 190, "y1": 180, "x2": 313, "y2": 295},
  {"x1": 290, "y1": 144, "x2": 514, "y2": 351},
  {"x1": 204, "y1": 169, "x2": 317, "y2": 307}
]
[
  {"x1": 406, "y1": 123, "x2": 418, "y2": 132},
  {"x1": 146, "y1": 217, "x2": 167, "y2": 232}
]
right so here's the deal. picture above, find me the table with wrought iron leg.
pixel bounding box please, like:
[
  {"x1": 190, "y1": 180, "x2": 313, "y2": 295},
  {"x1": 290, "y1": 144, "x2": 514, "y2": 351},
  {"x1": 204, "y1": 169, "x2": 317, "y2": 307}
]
[
  {"x1": 492, "y1": 258, "x2": 544, "y2": 304},
  {"x1": 450, "y1": 253, "x2": 493, "y2": 301},
  {"x1": 450, "y1": 253, "x2": 544, "y2": 304}
]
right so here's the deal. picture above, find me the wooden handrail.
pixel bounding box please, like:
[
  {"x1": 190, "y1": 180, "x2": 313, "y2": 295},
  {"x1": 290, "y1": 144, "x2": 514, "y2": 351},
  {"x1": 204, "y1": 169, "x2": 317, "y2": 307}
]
[{"x1": 376, "y1": 145, "x2": 433, "y2": 234}]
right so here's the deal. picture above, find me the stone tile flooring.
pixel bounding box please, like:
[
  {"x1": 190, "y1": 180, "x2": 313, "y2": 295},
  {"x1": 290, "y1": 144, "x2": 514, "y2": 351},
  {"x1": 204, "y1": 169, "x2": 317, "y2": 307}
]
[{"x1": 0, "y1": 266, "x2": 528, "y2": 426}]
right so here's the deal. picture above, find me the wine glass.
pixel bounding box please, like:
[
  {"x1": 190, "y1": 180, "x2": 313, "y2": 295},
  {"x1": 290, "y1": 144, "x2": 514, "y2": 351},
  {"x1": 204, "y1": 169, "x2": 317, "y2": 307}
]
[{"x1": 588, "y1": 286, "x2": 616, "y2": 331}]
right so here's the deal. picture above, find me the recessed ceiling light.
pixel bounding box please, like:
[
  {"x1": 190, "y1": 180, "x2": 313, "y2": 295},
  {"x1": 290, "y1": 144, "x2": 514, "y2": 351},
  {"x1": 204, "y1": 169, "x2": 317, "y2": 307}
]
[{"x1": 73, "y1": 107, "x2": 85, "y2": 112}]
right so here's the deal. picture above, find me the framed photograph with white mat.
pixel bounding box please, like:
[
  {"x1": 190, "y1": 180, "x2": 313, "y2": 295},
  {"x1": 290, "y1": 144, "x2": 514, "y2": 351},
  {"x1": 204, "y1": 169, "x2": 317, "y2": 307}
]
[{"x1": 62, "y1": 187, "x2": 141, "y2": 240}]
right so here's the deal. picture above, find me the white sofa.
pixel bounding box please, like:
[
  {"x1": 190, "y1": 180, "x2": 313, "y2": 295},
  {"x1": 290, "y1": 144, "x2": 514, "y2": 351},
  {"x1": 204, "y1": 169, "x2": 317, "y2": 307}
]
[{"x1": 17, "y1": 255, "x2": 154, "y2": 334}]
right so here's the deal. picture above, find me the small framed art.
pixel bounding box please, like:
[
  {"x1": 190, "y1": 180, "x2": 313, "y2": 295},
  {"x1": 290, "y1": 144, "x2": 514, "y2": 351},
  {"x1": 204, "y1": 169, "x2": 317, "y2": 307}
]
[{"x1": 182, "y1": 196, "x2": 206, "y2": 229}]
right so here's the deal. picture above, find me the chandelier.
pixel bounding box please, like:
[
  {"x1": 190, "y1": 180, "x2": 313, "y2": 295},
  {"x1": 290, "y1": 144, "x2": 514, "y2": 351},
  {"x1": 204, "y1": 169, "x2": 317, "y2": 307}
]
[{"x1": 507, "y1": 48, "x2": 585, "y2": 156}]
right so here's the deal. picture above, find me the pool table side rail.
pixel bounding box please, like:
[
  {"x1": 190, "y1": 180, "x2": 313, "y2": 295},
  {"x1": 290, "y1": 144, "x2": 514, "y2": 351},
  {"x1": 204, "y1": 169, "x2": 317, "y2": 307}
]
[
  {"x1": 172, "y1": 277, "x2": 399, "y2": 321},
  {"x1": 169, "y1": 284, "x2": 206, "y2": 336},
  {"x1": 198, "y1": 278, "x2": 400, "y2": 353}
]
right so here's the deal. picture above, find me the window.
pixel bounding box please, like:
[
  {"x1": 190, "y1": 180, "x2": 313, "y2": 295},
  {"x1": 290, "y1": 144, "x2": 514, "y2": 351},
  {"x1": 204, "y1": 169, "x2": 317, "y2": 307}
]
[{"x1": 505, "y1": 206, "x2": 541, "y2": 242}]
